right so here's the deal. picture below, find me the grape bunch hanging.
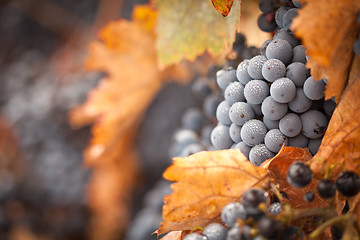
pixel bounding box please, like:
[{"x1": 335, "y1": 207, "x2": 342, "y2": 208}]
[{"x1": 210, "y1": 1, "x2": 336, "y2": 165}]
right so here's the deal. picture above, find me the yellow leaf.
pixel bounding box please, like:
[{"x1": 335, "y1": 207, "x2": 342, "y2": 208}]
[
  {"x1": 158, "y1": 149, "x2": 268, "y2": 234},
  {"x1": 291, "y1": 0, "x2": 360, "y2": 102},
  {"x1": 153, "y1": 0, "x2": 240, "y2": 66},
  {"x1": 211, "y1": 0, "x2": 234, "y2": 17}
]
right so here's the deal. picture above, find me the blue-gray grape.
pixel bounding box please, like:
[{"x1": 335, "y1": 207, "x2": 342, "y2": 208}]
[
  {"x1": 216, "y1": 100, "x2": 232, "y2": 125},
  {"x1": 229, "y1": 123, "x2": 242, "y2": 143},
  {"x1": 288, "y1": 88, "x2": 312, "y2": 113},
  {"x1": 270, "y1": 77, "x2": 296, "y2": 103},
  {"x1": 323, "y1": 99, "x2": 337, "y2": 117},
  {"x1": 180, "y1": 143, "x2": 205, "y2": 157},
  {"x1": 275, "y1": 6, "x2": 291, "y2": 28},
  {"x1": 300, "y1": 110, "x2": 328, "y2": 139},
  {"x1": 236, "y1": 60, "x2": 252, "y2": 85},
  {"x1": 279, "y1": 113, "x2": 302, "y2": 137},
  {"x1": 273, "y1": 28, "x2": 300, "y2": 48},
  {"x1": 192, "y1": 77, "x2": 212, "y2": 98},
  {"x1": 303, "y1": 76, "x2": 325, "y2": 100},
  {"x1": 249, "y1": 144, "x2": 275, "y2": 166},
  {"x1": 257, "y1": 13, "x2": 277, "y2": 33},
  {"x1": 173, "y1": 129, "x2": 198, "y2": 146},
  {"x1": 234, "y1": 141, "x2": 251, "y2": 159},
  {"x1": 282, "y1": 8, "x2": 298, "y2": 31},
  {"x1": 221, "y1": 202, "x2": 247, "y2": 227},
  {"x1": 260, "y1": 39, "x2": 272, "y2": 56},
  {"x1": 247, "y1": 55, "x2": 267, "y2": 79},
  {"x1": 249, "y1": 103, "x2": 263, "y2": 117},
  {"x1": 184, "y1": 233, "x2": 205, "y2": 240},
  {"x1": 203, "y1": 223, "x2": 228, "y2": 240},
  {"x1": 241, "y1": 120, "x2": 267, "y2": 147},
  {"x1": 211, "y1": 125, "x2": 234, "y2": 149},
  {"x1": 224, "y1": 82, "x2": 246, "y2": 105},
  {"x1": 308, "y1": 138, "x2": 322, "y2": 155},
  {"x1": 263, "y1": 116, "x2": 279, "y2": 130},
  {"x1": 244, "y1": 80, "x2": 270, "y2": 104},
  {"x1": 292, "y1": 45, "x2": 307, "y2": 64},
  {"x1": 226, "y1": 226, "x2": 241, "y2": 240},
  {"x1": 292, "y1": 0, "x2": 302, "y2": 8},
  {"x1": 204, "y1": 94, "x2": 223, "y2": 118},
  {"x1": 229, "y1": 102, "x2": 255, "y2": 126},
  {"x1": 288, "y1": 133, "x2": 309, "y2": 148},
  {"x1": 266, "y1": 39, "x2": 293, "y2": 65},
  {"x1": 261, "y1": 96, "x2": 288, "y2": 121},
  {"x1": 262, "y1": 58, "x2": 286, "y2": 82},
  {"x1": 217, "y1": 68, "x2": 237, "y2": 90},
  {"x1": 259, "y1": 0, "x2": 276, "y2": 13},
  {"x1": 181, "y1": 108, "x2": 204, "y2": 131},
  {"x1": 268, "y1": 202, "x2": 282, "y2": 215},
  {"x1": 354, "y1": 39, "x2": 360, "y2": 55},
  {"x1": 286, "y1": 62, "x2": 310, "y2": 87},
  {"x1": 201, "y1": 125, "x2": 214, "y2": 146},
  {"x1": 264, "y1": 129, "x2": 288, "y2": 153}
]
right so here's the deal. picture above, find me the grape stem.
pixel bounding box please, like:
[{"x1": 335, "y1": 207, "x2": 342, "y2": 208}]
[
  {"x1": 308, "y1": 214, "x2": 359, "y2": 240},
  {"x1": 286, "y1": 207, "x2": 337, "y2": 221}
]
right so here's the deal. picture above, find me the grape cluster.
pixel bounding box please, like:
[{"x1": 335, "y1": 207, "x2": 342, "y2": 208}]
[
  {"x1": 184, "y1": 187, "x2": 308, "y2": 240},
  {"x1": 257, "y1": 0, "x2": 302, "y2": 33},
  {"x1": 169, "y1": 76, "x2": 220, "y2": 158},
  {"x1": 170, "y1": 34, "x2": 261, "y2": 159},
  {"x1": 210, "y1": 3, "x2": 336, "y2": 166}
]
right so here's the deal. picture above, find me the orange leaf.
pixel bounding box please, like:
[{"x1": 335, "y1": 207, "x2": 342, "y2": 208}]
[
  {"x1": 261, "y1": 147, "x2": 328, "y2": 209},
  {"x1": 69, "y1": 5, "x2": 165, "y2": 239},
  {"x1": 158, "y1": 149, "x2": 268, "y2": 234},
  {"x1": 159, "y1": 231, "x2": 185, "y2": 240},
  {"x1": 311, "y1": 55, "x2": 360, "y2": 178},
  {"x1": 211, "y1": 0, "x2": 234, "y2": 17},
  {"x1": 291, "y1": 0, "x2": 360, "y2": 102}
]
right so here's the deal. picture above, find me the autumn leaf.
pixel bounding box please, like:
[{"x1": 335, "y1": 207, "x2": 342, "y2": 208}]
[
  {"x1": 291, "y1": 0, "x2": 360, "y2": 102},
  {"x1": 68, "y1": 5, "x2": 175, "y2": 239},
  {"x1": 211, "y1": 0, "x2": 234, "y2": 17},
  {"x1": 310, "y1": 55, "x2": 360, "y2": 178},
  {"x1": 261, "y1": 147, "x2": 328, "y2": 209},
  {"x1": 152, "y1": 0, "x2": 240, "y2": 66},
  {"x1": 159, "y1": 230, "x2": 185, "y2": 240},
  {"x1": 158, "y1": 149, "x2": 268, "y2": 234}
]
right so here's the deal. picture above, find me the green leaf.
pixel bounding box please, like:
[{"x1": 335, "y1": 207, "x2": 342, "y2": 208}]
[
  {"x1": 153, "y1": 0, "x2": 240, "y2": 66},
  {"x1": 211, "y1": 0, "x2": 234, "y2": 16}
]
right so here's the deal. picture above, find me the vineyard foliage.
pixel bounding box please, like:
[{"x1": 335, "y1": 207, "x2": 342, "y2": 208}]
[{"x1": 66, "y1": 0, "x2": 360, "y2": 239}]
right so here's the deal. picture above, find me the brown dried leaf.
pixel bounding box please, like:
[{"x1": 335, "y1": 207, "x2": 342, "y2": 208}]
[
  {"x1": 158, "y1": 149, "x2": 268, "y2": 234},
  {"x1": 292, "y1": 0, "x2": 360, "y2": 102},
  {"x1": 311, "y1": 55, "x2": 360, "y2": 178},
  {"x1": 261, "y1": 147, "x2": 328, "y2": 209},
  {"x1": 211, "y1": 0, "x2": 234, "y2": 17}
]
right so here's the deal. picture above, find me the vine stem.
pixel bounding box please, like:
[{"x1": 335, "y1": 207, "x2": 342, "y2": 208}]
[
  {"x1": 308, "y1": 214, "x2": 348, "y2": 240},
  {"x1": 284, "y1": 207, "x2": 337, "y2": 222}
]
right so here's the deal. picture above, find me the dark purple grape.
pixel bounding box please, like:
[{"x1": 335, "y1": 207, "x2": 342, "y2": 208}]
[
  {"x1": 317, "y1": 179, "x2": 336, "y2": 199},
  {"x1": 258, "y1": 217, "x2": 282, "y2": 239},
  {"x1": 287, "y1": 162, "x2": 313, "y2": 188},
  {"x1": 336, "y1": 171, "x2": 360, "y2": 197},
  {"x1": 304, "y1": 191, "x2": 314, "y2": 202}
]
